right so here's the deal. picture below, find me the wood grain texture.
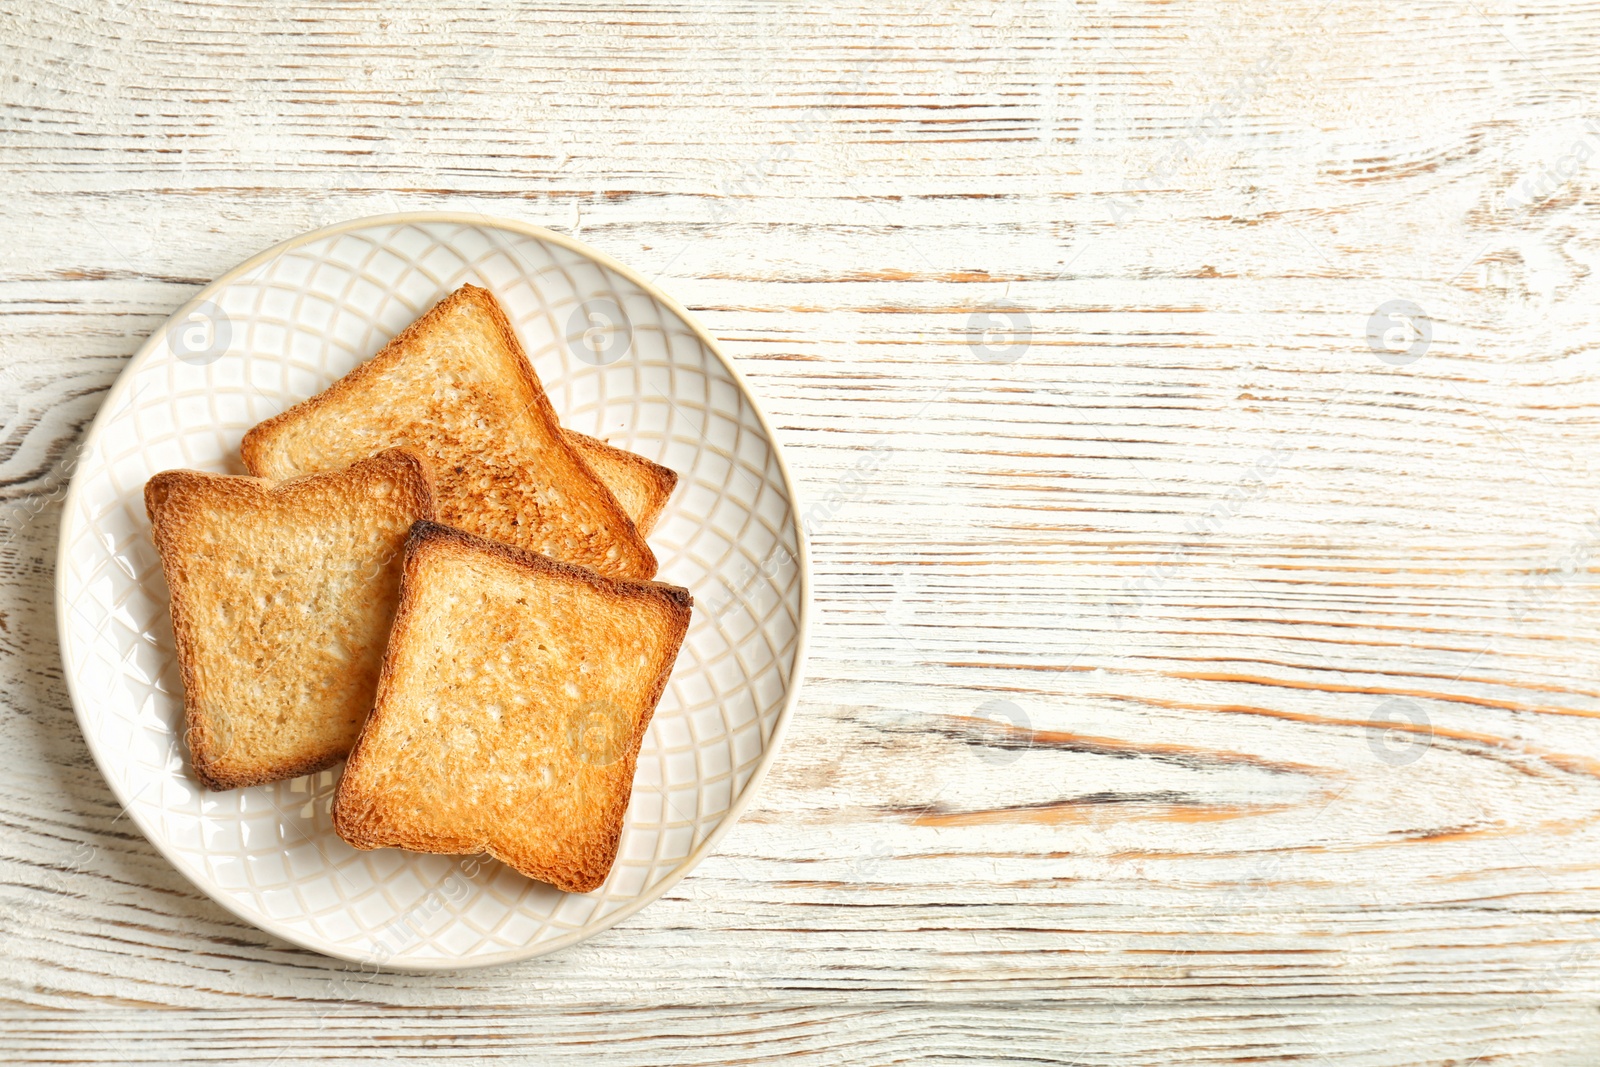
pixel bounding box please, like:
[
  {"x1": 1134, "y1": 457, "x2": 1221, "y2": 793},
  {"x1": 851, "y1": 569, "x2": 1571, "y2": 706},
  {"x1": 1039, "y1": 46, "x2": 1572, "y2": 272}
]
[{"x1": 6, "y1": 0, "x2": 1600, "y2": 1062}]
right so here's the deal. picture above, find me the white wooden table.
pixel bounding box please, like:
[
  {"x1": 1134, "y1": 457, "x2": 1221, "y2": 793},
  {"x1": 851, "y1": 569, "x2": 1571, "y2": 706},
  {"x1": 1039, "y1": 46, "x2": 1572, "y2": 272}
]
[{"x1": 6, "y1": 1, "x2": 1600, "y2": 1062}]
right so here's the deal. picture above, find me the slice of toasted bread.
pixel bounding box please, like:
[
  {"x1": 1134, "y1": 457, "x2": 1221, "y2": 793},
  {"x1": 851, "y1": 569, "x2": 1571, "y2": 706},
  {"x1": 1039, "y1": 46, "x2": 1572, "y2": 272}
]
[
  {"x1": 240, "y1": 284, "x2": 657, "y2": 580},
  {"x1": 332, "y1": 521, "x2": 692, "y2": 893},
  {"x1": 145, "y1": 449, "x2": 436, "y2": 791},
  {"x1": 564, "y1": 431, "x2": 677, "y2": 537}
]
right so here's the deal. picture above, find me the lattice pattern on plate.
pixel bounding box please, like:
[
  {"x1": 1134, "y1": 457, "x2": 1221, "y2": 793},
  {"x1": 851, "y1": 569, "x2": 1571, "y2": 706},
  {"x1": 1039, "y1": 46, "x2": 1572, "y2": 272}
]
[{"x1": 56, "y1": 215, "x2": 807, "y2": 968}]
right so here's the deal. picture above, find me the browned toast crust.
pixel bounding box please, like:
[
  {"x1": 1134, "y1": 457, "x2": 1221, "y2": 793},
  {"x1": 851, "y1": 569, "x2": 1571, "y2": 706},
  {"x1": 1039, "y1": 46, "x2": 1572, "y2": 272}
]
[{"x1": 564, "y1": 431, "x2": 678, "y2": 537}]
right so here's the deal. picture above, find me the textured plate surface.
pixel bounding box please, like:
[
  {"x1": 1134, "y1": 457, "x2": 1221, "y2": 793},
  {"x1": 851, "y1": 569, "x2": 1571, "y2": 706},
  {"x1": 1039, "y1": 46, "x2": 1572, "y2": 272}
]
[{"x1": 54, "y1": 214, "x2": 808, "y2": 969}]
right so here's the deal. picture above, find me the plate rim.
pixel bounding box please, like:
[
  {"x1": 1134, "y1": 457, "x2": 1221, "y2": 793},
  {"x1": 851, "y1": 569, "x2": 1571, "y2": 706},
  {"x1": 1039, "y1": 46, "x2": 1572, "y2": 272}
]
[{"x1": 53, "y1": 210, "x2": 811, "y2": 971}]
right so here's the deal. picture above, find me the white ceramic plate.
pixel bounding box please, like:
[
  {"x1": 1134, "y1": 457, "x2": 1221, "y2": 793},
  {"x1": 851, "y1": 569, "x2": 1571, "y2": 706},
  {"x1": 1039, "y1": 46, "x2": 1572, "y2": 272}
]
[{"x1": 55, "y1": 213, "x2": 808, "y2": 969}]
